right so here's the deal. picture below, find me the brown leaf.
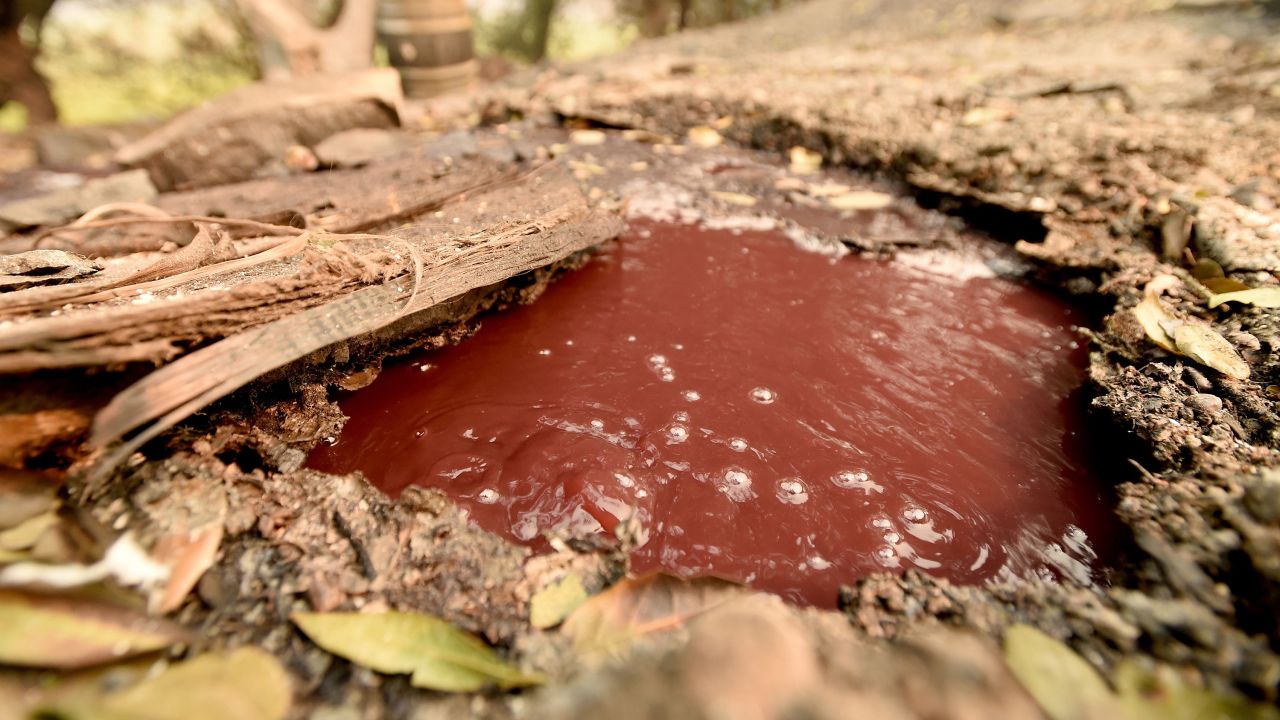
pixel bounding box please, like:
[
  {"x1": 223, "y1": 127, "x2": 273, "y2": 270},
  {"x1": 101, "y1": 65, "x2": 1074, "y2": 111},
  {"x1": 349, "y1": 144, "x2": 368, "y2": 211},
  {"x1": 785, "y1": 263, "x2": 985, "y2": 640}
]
[
  {"x1": 0, "y1": 589, "x2": 188, "y2": 669},
  {"x1": 0, "y1": 469, "x2": 60, "y2": 531},
  {"x1": 1172, "y1": 323, "x2": 1250, "y2": 380},
  {"x1": 149, "y1": 523, "x2": 223, "y2": 614},
  {"x1": 561, "y1": 573, "x2": 743, "y2": 656},
  {"x1": 1200, "y1": 277, "x2": 1251, "y2": 294}
]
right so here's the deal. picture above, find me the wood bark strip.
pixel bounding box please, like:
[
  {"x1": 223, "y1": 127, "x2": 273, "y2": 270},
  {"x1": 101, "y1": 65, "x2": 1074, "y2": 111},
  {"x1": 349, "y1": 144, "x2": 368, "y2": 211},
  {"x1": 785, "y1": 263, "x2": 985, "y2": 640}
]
[
  {"x1": 87, "y1": 177, "x2": 620, "y2": 484},
  {"x1": 0, "y1": 159, "x2": 521, "y2": 369}
]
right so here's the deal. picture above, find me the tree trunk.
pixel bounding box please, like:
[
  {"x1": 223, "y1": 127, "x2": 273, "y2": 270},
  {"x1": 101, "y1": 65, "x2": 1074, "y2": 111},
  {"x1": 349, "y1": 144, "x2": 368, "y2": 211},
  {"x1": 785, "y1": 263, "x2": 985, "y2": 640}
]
[
  {"x1": 235, "y1": 0, "x2": 377, "y2": 76},
  {"x1": 677, "y1": 0, "x2": 692, "y2": 31},
  {"x1": 0, "y1": 26, "x2": 57, "y2": 125},
  {"x1": 720, "y1": 0, "x2": 736, "y2": 23},
  {"x1": 639, "y1": 0, "x2": 672, "y2": 38},
  {"x1": 524, "y1": 0, "x2": 557, "y2": 63}
]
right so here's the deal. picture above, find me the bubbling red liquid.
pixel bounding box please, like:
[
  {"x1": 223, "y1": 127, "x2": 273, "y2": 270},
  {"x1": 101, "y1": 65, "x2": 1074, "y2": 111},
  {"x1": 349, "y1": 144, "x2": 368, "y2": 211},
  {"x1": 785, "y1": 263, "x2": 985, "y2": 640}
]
[{"x1": 310, "y1": 221, "x2": 1115, "y2": 606}]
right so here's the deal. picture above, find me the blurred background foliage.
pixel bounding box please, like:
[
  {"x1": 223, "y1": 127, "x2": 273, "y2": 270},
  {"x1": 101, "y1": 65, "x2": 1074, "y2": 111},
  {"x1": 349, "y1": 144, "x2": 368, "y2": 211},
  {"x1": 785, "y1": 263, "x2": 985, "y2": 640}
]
[{"x1": 0, "y1": 0, "x2": 799, "y2": 132}]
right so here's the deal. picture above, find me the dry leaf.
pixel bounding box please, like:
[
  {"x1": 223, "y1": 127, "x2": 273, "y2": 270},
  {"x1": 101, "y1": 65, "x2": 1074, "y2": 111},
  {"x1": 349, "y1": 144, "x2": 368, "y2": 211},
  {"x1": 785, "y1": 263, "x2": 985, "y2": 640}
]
[
  {"x1": 687, "y1": 126, "x2": 723, "y2": 148},
  {"x1": 292, "y1": 611, "x2": 544, "y2": 692},
  {"x1": 569, "y1": 129, "x2": 607, "y2": 146},
  {"x1": 710, "y1": 191, "x2": 758, "y2": 207},
  {"x1": 1133, "y1": 294, "x2": 1178, "y2": 353},
  {"x1": 1003, "y1": 625, "x2": 1117, "y2": 720},
  {"x1": 828, "y1": 191, "x2": 893, "y2": 211},
  {"x1": 149, "y1": 524, "x2": 223, "y2": 614},
  {"x1": 1201, "y1": 277, "x2": 1251, "y2": 294},
  {"x1": 561, "y1": 573, "x2": 743, "y2": 656},
  {"x1": 0, "y1": 470, "x2": 60, "y2": 531},
  {"x1": 788, "y1": 147, "x2": 823, "y2": 174},
  {"x1": 961, "y1": 106, "x2": 1015, "y2": 126},
  {"x1": 1113, "y1": 659, "x2": 1280, "y2": 720},
  {"x1": 0, "y1": 511, "x2": 59, "y2": 553},
  {"x1": 1190, "y1": 258, "x2": 1224, "y2": 280},
  {"x1": 1207, "y1": 287, "x2": 1280, "y2": 309},
  {"x1": 0, "y1": 589, "x2": 187, "y2": 669},
  {"x1": 98, "y1": 647, "x2": 290, "y2": 720},
  {"x1": 1172, "y1": 323, "x2": 1250, "y2": 380},
  {"x1": 530, "y1": 574, "x2": 588, "y2": 630}
]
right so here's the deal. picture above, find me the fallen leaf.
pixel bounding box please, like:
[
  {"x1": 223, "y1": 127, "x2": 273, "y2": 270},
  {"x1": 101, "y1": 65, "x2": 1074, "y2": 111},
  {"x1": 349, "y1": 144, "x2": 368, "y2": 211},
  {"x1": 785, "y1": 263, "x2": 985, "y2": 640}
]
[
  {"x1": 1172, "y1": 323, "x2": 1250, "y2": 380},
  {"x1": 149, "y1": 524, "x2": 223, "y2": 614},
  {"x1": 0, "y1": 470, "x2": 60, "y2": 531},
  {"x1": 1003, "y1": 624, "x2": 1117, "y2": 720},
  {"x1": 1113, "y1": 660, "x2": 1280, "y2": 720},
  {"x1": 0, "y1": 511, "x2": 59, "y2": 553},
  {"x1": 827, "y1": 191, "x2": 893, "y2": 211},
  {"x1": 961, "y1": 106, "x2": 1015, "y2": 126},
  {"x1": 710, "y1": 191, "x2": 758, "y2": 207},
  {"x1": 0, "y1": 589, "x2": 187, "y2": 669},
  {"x1": 530, "y1": 574, "x2": 588, "y2": 630},
  {"x1": 569, "y1": 129, "x2": 607, "y2": 146},
  {"x1": 1190, "y1": 258, "x2": 1224, "y2": 280},
  {"x1": 292, "y1": 611, "x2": 544, "y2": 692},
  {"x1": 788, "y1": 146, "x2": 823, "y2": 174},
  {"x1": 561, "y1": 573, "x2": 743, "y2": 656},
  {"x1": 1133, "y1": 294, "x2": 1178, "y2": 353},
  {"x1": 1200, "y1": 277, "x2": 1251, "y2": 294},
  {"x1": 97, "y1": 647, "x2": 290, "y2": 720},
  {"x1": 686, "y1": 126, "x2": 723, "y2": 148},
  {"x1": 1207, "y1": 287, "x2": 1280, "y2": 309}
]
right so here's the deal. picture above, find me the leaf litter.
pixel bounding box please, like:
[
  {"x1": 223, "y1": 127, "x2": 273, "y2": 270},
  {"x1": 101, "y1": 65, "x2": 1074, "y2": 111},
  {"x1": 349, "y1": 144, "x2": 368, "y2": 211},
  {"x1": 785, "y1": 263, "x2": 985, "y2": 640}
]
[
  {"x1": 560, "y1": 573, "x2": 744, "y2": 657},
  {"x1": 291, "y1": 610, "x2": 545, "y2": 692},
  {"x1": 1133, "y1": 274, "x2": 1249, "y2": 379},
  {"x1": 1004, "y1": 624, "x2": 1279, "y2": 720},
  {"x1": 0, "y1": 589, "x2": 187, "y2": 669}
]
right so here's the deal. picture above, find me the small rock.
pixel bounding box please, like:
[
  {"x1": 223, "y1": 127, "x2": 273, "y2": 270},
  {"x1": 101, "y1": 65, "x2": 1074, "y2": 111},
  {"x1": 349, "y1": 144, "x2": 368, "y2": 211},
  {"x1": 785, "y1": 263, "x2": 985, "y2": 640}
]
[
  {"x1": 0, "y1": 169, "x2": 156, "y2": 231},
  {"x1": 284, "y1": 145, "x2": 320, "y2": 172},
  {"x1": 1186, "y1": 393, "x2": 1224, "y2": 415},
  {"x1": 0, "y1": 249, "x2": 101, "y2": 291},
  {"x1": 313, "y1": 128, "x2": 409, "y2": 168}
]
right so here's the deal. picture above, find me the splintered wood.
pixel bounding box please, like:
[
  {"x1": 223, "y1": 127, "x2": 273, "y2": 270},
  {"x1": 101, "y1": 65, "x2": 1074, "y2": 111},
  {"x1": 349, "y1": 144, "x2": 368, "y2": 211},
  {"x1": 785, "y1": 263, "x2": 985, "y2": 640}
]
[{"x1": 0, "y1": 142, "x2": 621, "y2": 474}]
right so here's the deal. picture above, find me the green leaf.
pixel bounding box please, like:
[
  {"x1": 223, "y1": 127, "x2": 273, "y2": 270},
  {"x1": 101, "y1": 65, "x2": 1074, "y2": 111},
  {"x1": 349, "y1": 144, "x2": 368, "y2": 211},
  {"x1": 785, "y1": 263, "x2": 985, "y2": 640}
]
[
  {"x1": 292, "y1": 611, "x2": 544, "y2": 692},
  {"x1": 0, "y1": 589, "x2": 188, "y2": 669},
  {"x1": 1172, "y1": 323, "x2": 1250, "y2": 380},
  {"x1": 1003, "y1": 624, "x2": 1117, "y2": 720},
  {"x1": 530, "y1": 574, "x2": 588, "y2": 630},
  {"x1": 96, "y1": 647, "x2": 291, "y2": 720},
  {"x1": 1207, "y1": 287, "x2": 1280, "y2": 309},
  {"x1": 1114, "y1": 660, "x2": 1280, "y2": 720}
]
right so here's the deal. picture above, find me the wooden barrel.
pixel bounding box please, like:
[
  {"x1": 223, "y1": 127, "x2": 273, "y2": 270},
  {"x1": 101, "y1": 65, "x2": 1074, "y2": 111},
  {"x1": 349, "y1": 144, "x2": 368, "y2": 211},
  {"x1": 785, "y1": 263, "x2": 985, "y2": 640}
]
[{"x1": 377, "y1": 0, "x2": 476, "y2": 99}]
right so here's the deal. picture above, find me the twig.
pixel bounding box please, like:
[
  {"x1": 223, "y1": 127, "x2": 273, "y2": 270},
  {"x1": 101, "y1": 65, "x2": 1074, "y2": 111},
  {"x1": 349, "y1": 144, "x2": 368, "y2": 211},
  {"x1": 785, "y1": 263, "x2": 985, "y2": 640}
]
[{"x1": 32, "y1": 215, "x2": 306, "y2": 247}]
